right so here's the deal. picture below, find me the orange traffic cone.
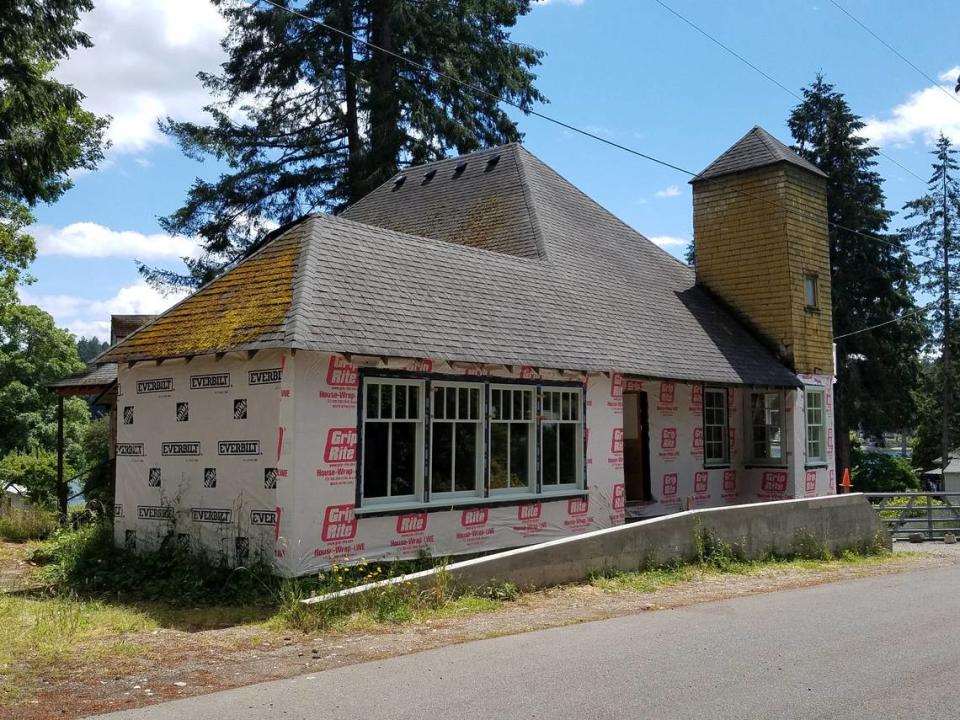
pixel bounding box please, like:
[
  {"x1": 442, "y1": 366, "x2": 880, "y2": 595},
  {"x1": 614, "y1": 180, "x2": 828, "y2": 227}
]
[{"x1": 840, "y1": 468, "x2": 852, "y2": 493}]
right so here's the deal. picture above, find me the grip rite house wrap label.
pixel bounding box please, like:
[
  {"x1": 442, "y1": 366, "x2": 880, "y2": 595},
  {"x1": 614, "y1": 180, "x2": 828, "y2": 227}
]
[{"x1": 320, "y1": 356, "x2": 358, "y2": 409}]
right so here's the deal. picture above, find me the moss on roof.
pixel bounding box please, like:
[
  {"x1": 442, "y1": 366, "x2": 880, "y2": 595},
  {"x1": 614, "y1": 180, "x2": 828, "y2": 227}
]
[{"x1": 100, "y1": 231, "x2": 300, "y2": 362}]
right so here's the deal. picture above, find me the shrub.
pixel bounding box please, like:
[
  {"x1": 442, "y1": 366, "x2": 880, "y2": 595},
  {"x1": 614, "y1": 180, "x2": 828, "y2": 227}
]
[
  {"x1": 0, "y1": 506, "x2": 57, "y2": 541},
  {"x1": 851, "y1": 450, "x2": 919, "y2": 493},
  {"x1": 30, "y1": 523, "x2": 280, "y2": 605},
  {"x1": 876, "y1": 494, "x2": 944, "y2": 519},
  {"x1": 0, "y1": 451, "x2": 69, "y2": 507}
]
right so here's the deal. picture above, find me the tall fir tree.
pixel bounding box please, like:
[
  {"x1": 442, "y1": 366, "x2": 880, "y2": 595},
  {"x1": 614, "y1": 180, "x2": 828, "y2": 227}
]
[
  {"x1": 149, "y1": 0, "x2": 545, "y2": 289},
  {"x1": 787, "y1": 74, "x2": 924, "y2": 480},
  {"x1": 0, "y1": 0, "x2": 109, "y2": 306},
  {"x1": 902, "y1": 134, "x2": 960, "y2": 473}
]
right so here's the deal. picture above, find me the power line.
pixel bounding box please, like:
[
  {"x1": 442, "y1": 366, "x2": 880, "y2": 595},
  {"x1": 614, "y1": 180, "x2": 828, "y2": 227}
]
[
  {"x1": 241, "y1": 0, "x2": 936, "y2": 333},
  {"x1": 650, "y1": 0, "x2": 931, "y2": 188},
  {"x1": 832, "y1": 302, "x2": 934, "y2": 341},
  {"x1": 828, "y1": 0, "x2": 960, "y2": 109},
  {"x1": 254, "y1": 0, "x2": 691, "y2": 176},
  {"x1": 248, "y1": 0, "x2": 936, "y2": 265},
  {"x1": 651, "y1": 0, "x2": 799, "y2": 101}
]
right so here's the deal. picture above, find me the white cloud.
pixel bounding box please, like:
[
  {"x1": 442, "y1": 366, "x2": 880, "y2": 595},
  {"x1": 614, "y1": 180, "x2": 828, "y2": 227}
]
[
  {"x1": 55, "y1": 0, "x2": 227, "y2": 153},
  {"x1": 648, "y1": 235, "x2": 689, "y2": 248},
  {"x1": 32, "y1": 222, "x2": 201, "y2": 260},
  {"x1": 22, "y1": 282, "x2": 188, "y2": 339},
  {"x1": 655, "y1": 185, "x2": 682, "y2": 198},
  {"x1": 862, "y1": 66, "x2": 960, "y2": 147}
]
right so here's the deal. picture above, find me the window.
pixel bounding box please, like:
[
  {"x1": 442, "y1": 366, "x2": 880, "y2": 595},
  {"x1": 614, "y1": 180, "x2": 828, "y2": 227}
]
[
  {"x1": 358, "y1": 375, "x2": 586, "y2": 508},
  {"x1": 542, "y1": 389, "x2": 583, "y2": 489},
  {"x1": 430, "y1": 383, "x2": 483, "y2": 497},
  {"x1": 490, "y1": 386, "x2": 535, "y2": 493},
  {"x1": 805, "y1": 388, "x2": 826, "y2": 465},
  {"x1": 703, "y1": 387, "x2": 729, "y2": 466},
  {"x1": 804, "y1": 274, "x2": 819, "y2": 309},
  {"x1": 750, "y1": 391, "x2": 784, "y2": 463},
  {"x1": 362, "y1": 379, "x2": 423, "y2": 503}
]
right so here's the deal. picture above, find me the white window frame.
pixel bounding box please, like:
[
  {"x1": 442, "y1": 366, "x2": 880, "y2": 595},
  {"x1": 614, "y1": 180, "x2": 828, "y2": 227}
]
[
  {"x1": 429, "y1": 381, "x2": 485, "y2": 500},
  {"x1": 804, "y1": 273, "x2": 819, "y2": 309},
  {"x1": 540, "y1": 387, "x2": 585, "y2": 492},
  {"x1": 805, "y1": 387, "x2": 827, "y2": 465},
  {"x1": 361, "y1": 378, "x2": 424, "y2": 507},
  {"x1": 488, "y1": 384, "x2": 537, "y2": 496},
  {"x1": 703, "y1": 386, "x2": 730, "y2": 467},
  {"x1": 748, "y1": 390, "x2": 785, "y2": 465}
]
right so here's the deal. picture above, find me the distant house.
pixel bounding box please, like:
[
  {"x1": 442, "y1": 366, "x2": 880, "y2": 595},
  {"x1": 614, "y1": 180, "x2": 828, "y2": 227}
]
[
  {"x1": 1, "y1": 483, "x2": 30, "y2": 514},
  {"x1": 89, "y1": 126, "x2": 836, "y2": 576},
  {"x1": 920, "y1": 451, "x2": 960, "y2": 492}
]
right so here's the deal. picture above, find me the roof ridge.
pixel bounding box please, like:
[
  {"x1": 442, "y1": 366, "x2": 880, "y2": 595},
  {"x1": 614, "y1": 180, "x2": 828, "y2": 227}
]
[
  {"x1": 512, "y1": 145, "x2": 549, "y2": 261},
  {"x1": 751, "y1": 126, "x2": 782, "y2": 159},
  {"x1": 285, "y1": 218, "x2": 319, "y2": 348},
  {"x1": 516, "y1": 146, "x2": 694, "y2": 274}
]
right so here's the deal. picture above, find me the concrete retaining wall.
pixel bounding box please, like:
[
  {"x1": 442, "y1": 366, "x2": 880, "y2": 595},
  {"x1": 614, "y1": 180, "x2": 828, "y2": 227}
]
[{"x1": 303, "y1": 494, "x2": 888, "y2": 604}]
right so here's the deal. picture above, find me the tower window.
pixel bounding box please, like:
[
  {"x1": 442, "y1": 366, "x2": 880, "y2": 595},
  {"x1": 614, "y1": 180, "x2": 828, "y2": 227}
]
[{"x1": 804, "y1": 274, "x2": 819, "y2": 309}]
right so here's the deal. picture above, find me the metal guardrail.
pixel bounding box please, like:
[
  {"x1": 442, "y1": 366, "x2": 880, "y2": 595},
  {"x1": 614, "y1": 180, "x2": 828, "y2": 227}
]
[{"x1": 864, "y1": 492, "x2": 960, "y2": 541}]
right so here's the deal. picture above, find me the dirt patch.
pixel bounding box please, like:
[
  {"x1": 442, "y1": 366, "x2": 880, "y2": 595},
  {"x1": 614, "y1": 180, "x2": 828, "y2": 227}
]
[
  {"x1": 0, "y1": 542, "x2": 34, "y2": 592},
  {"x1": 3, "y1": 551, "x2": 950, "y2": 720}
]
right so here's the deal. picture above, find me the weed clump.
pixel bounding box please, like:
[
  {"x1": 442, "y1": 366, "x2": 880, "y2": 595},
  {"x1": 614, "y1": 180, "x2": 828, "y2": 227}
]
[{"x1": 0, "y1": 507, "x2": 57, "y2": 542}]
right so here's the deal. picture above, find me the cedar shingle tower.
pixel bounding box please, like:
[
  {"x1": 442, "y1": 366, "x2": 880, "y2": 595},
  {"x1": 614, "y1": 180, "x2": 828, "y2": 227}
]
[{"x1": 691, "y1": 126, "x2": 833, "y2": 375}]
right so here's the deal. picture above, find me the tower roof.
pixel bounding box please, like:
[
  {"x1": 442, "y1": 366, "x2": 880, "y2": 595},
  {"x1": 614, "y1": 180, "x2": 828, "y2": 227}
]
[{"x1": 691, "y1": 126, "x2": 827, "y2": 183}]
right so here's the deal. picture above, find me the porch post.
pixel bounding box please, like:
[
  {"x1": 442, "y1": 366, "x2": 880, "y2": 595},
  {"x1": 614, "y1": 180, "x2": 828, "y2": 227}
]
[{"x1": 56, "y1": 394, "x2": 66, "y2": 522}]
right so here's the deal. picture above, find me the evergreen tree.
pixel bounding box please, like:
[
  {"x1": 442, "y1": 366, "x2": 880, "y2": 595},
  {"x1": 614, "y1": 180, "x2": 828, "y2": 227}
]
[
  {"x1": 787, "y1": 74, "x2": 924, "y2": 480},
  {"x1": 902, "y1": 134, "x2": 960, "y2": 474},
  {"x1": 0, "y1": 1, "x2": 109, "y2": 305},
  {"x1": 149, "y1": 0, "x2": 545, "y2": 289},
  {"x1": 76, "y1": 335, "x2": 109, "y2": 362}
]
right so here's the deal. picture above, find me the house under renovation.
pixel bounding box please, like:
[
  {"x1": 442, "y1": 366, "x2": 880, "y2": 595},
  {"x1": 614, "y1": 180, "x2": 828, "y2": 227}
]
[{"x1": 94, "y1": 126, "x2": 836, "y2": 576}]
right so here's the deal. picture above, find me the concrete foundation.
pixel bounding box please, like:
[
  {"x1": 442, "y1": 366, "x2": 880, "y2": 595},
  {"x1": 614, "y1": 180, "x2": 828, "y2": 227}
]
[{"x1": 302, "y1": 494, "x2": 888, "y2": 604}]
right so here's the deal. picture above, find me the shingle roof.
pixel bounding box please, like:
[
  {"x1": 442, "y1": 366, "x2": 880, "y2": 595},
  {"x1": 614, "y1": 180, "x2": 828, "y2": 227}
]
[
  {"x1": 691, "y1": 126, "x2": 826, "y2": 183},
  {"x1": 102, "y1": 143, "x2": 799, "y2": 386},
  {"x1": 50, "y1": 362, "x2": 117, "y2": 390},
  {"x1": 99, "y1": 229, "x2": 301, "y2": 362}
]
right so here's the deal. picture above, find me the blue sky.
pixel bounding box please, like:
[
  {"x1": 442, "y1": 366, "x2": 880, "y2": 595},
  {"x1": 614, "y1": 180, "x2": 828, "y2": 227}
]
[{"x1": 24, "y1": 0, "x2": 960, "y2": 340}]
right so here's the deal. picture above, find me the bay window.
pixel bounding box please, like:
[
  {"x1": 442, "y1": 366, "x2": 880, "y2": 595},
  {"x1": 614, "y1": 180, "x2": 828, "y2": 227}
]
[{"x1": 749, "y1": 390, "x2": 784, "y2": 464}]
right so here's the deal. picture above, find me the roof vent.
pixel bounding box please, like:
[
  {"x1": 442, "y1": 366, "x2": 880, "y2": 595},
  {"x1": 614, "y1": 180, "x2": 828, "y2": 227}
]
[
  {"x1": 422, "y1": 168, "x2": 437, "y2": 184},
  {"x1": 392, "y1": 175, "x2": 407, "y2": 190},
  {"x1": 453, "y1": 161, "x2": 467, "y2": 176},
  {"x1": 485, "y1": 154, "x2": 501, "y2": 171}
]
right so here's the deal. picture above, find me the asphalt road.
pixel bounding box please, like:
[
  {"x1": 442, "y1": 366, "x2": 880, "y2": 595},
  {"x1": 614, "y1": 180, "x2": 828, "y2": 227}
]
[{"x1": 91, "y1": 564, "x2": 960, "y2": 720}]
